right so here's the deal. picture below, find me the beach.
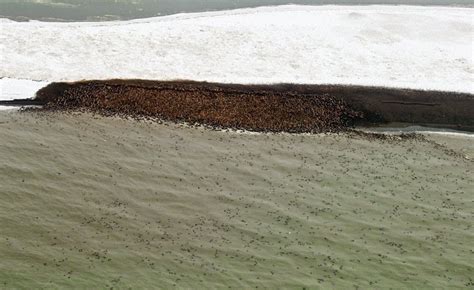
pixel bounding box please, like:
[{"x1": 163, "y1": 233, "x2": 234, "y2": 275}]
[{"x1": 22, "y1": 80, "x2": 472, "y2": 132}]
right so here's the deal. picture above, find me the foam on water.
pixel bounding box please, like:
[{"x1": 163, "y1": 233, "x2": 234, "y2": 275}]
[
  {"x1": 1, "y1": 5, "x2": 473, "y2": 94},
  {"x1": 0, "y1": 78, "x2": 50, "y2": 110}
]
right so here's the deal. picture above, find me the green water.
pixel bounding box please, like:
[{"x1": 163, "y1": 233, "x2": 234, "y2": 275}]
[
  {"x1": 1, "y1": 0, "x2": 472, "y2": 21},
  {"x1": 0, "y1": 111, "x2": 473, "y2": 288}
]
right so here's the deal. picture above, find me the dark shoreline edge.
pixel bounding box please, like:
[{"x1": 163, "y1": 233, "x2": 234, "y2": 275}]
[{"x1": 2, "y1": 79, "x2": 473, "y2": 133}]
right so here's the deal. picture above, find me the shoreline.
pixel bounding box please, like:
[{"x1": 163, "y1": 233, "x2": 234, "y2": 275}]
[
  {"x1": 2, "y1": 4, "x2": 473, "y2": 23},
  {"x1": 7, "y1": 80, "x2": 470, "y2": 133}
]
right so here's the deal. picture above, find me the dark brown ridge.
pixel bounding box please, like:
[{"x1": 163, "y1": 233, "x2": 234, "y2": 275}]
[{"x1": 23, "y1": 79, "x2": 474, "y2": 133}]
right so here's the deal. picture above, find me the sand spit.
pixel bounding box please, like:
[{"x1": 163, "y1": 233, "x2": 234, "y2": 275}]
[{"x1": 22, "y1": 80, "x2": 474, "y2": 133}]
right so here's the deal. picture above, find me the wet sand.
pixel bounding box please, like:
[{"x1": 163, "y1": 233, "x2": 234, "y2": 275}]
[{"x1": 0, "y1": 110, "x2": 472, "y2": 288}]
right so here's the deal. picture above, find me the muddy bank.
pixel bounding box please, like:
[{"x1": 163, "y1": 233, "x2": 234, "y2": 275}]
[{"x1": 15, "y1": 80, "x2": 474, "y2": 132}]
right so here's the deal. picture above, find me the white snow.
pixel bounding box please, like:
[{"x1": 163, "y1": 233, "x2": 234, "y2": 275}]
[{"x1": 1, "y1": 5, "x2": 473, "y2": 100}]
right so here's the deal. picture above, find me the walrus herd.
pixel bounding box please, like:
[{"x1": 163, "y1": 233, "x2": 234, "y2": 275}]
[
  {"x1": 34, "y1": 80, "x2": 364, "y2": 133},
  {"x1": 26, "y1": 80, "x2": 474, "y2": 133}
]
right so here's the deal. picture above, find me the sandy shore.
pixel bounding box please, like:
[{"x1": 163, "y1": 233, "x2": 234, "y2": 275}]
[{"x1": 15, "y1": 80, "x2": 471, "y2": 133}]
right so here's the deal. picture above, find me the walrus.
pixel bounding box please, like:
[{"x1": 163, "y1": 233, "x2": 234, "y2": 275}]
[{"x1": 2, "y1": 80, "x2": 473, "y2": 132}]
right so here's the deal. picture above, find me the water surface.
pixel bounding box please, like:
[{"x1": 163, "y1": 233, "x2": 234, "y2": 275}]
[
  {"x1": 1, "y1": 0, "x2": 472, "y2": 21},
  {"x1": 1, "y1": 111, "x2": 472, "y2": 288}
]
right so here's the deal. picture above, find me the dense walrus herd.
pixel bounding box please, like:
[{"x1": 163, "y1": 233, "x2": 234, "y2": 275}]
[
  {"x1": 34, "y1": 81, "x2": 364, "y2": 133},
  {"x1": 25, "y1": 80, "x2": 474, "y2": 133}
]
